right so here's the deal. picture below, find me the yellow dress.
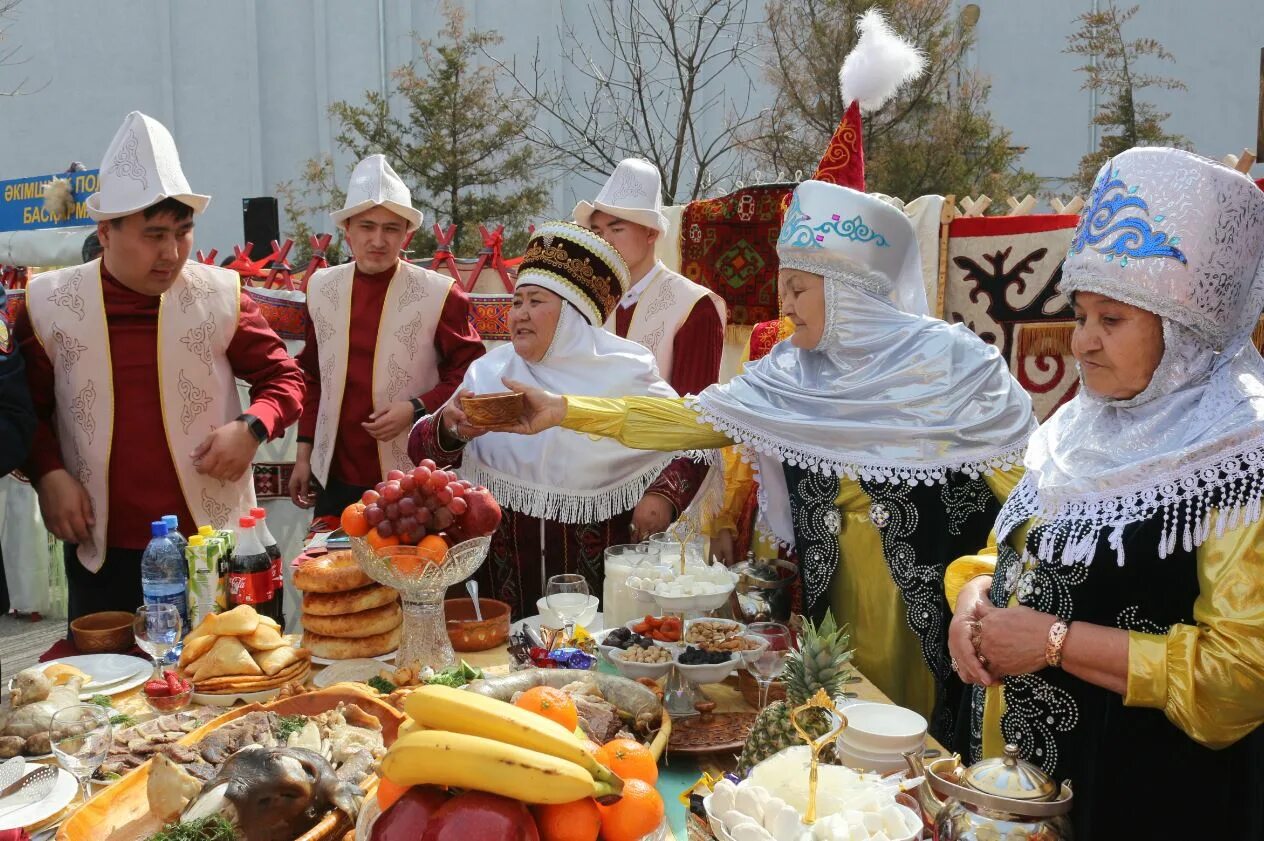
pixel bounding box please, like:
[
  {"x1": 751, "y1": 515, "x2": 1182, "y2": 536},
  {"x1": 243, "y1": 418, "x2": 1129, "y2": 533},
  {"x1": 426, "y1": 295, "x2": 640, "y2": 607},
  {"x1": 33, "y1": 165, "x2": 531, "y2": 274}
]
[{"x1": 564, "y1": 395, "x2": 1022, "y2": 720}]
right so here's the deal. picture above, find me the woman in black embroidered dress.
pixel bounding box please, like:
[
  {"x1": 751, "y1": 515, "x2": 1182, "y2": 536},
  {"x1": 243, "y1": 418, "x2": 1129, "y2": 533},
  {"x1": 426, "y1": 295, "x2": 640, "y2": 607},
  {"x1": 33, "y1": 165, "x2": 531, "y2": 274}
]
[{"x1": 946, "y1": 148, "x2": 1264, "y2": 839}]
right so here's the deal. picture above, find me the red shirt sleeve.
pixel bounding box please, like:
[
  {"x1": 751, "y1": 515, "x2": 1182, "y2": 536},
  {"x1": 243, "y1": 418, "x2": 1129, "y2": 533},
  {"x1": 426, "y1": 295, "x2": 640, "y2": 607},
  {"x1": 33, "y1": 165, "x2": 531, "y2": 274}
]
[
  {"x1": 418, "y1": 283, "x2": 485, "y2": 413},
  {"x1": 667, "y1": 297, "x2": 724, "y2": 397},
  {"x1": 295, "y1": 302, "x2": 321, "y2": 442},
  {"x1": 229, "y1": 291, "x2": 306, "y2": 439},
  {"x1": 13, "y1": 304, "x2": 64, "y2": 480}
]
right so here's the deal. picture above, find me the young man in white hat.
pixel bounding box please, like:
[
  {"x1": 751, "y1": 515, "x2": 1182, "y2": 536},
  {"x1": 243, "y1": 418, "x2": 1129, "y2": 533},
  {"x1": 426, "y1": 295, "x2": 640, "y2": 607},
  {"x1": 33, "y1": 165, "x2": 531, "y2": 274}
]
[
  {"x1": 290, "y1": 154, "x2": 484, "y2": 518},
  {"x1": 15, "y1": 111, "x2": 306, "y2": 621},
  {"x1": 574, "y1": 157, "x2": 725, "y2": 535}
]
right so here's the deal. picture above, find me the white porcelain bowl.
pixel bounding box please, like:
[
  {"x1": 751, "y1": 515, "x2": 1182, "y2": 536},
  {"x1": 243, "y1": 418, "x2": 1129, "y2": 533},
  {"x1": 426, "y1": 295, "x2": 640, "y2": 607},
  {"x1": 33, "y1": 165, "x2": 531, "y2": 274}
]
[
  {"x1": 608, "y1": 646, "x2": 674, "y2": 680},
  {"x1": 682, "y1": 617, "x2": 746, "y2": 645},
  {"x1": 535, "y1": 594, "x2": 600, "y2": 629},
  {"x1": 624, "y1": 618, "x2": 685, "y2": 650},
  {"x1": 839, "y1": 702, "x2": 928, "y2": 755},
  {"x1": 674, "y1": 650, "x2": 738, "y2": 685},
  {"x1": 837, "y1": 740, "x2": 914, "y2": 775}
]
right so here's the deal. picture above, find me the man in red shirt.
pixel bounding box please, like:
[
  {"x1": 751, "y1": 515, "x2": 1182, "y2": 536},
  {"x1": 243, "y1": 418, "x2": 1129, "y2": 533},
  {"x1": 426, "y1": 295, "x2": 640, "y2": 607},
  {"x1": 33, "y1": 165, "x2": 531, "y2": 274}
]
[
  {"x1": 290, "y1": 154, "x2": 484, "y2": 518},
  {"x1": 574, "y1": 158, "x2": 725, "y2": 536},
  {"x1": 16, "y1": 112, "x2": 305, "y2": 620}
]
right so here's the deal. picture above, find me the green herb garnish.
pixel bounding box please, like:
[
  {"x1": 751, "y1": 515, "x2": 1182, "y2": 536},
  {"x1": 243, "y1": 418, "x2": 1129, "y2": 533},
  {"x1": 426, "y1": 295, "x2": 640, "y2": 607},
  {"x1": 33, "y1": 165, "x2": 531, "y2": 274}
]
[
  {"x1": 426, "y1": 660, "x2": 483, "y2": 688},
  {"x1": 275, "y1": 715, "x2": 308, "y2": 741},
  {"x1": 90, "y1": 694, "x2": 113, "y2": 708},
  {"x1": 109, "y1": 713, "x2": 137, "y2": 727},
  {"x1": 147, "y1": 815, "x2": 239, "y2": 841},
  {"x1": 366, "y1": 675, "x2": 396, "y2": 694}
]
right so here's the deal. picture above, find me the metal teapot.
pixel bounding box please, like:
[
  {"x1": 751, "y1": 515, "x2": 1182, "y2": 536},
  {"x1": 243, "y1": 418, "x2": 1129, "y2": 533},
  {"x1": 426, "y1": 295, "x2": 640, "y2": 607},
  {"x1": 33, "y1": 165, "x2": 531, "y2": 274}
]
[
  {"x1": 904, "y1": 744, "x2": 1074, "y2": 840},
  {"x1": 729, "y1": 553, "x2": 797, "y2": 623}
]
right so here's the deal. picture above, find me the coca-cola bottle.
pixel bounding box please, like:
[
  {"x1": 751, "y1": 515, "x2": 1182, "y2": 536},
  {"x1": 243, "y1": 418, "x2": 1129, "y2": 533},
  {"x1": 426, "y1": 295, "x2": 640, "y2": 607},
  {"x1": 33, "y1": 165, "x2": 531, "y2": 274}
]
[
  {"x1": 227, "y1": 516, "x2": 276, "y2": 617},
  {"x1": 250, "y1": 507, "x2": 283, "y2": 624}
]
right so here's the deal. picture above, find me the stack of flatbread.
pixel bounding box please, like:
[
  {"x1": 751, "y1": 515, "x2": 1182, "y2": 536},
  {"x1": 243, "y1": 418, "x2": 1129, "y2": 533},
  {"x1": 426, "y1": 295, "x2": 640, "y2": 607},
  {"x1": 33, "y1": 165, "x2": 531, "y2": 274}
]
[
  {"x1": 295, "y1": 551, "x2": 401, "y2": 660},
  {"x1": 178, "y1": 604, "x2": 311, "y2": 694}
]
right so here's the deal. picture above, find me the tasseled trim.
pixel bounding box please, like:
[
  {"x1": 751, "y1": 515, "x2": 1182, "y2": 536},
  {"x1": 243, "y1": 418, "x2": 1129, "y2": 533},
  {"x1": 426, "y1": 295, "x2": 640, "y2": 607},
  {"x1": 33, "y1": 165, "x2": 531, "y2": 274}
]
[
  {"x1": 460, "y1": 453, "x2": 677, "y2": 525},
  {"x1": 997, "y1": 436, "x2": 1264, "y2": 566},
  {"x1": 1017, "y1": 321, "x2": 1076, "y2": 359},
  {"x1": 684, "y1": 396, "x2": 1028, "y2": 485}
]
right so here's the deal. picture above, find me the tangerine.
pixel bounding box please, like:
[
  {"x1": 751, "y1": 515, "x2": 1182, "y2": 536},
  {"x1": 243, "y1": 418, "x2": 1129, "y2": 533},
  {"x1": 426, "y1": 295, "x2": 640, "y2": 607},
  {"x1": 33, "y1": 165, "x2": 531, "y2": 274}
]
[
  {"x1": 595, "y1": 738, "x2": 658, "y2": 785},
  {"x1": 596, "y1": 779, "x2": 663, "y2": 841},
  {"x1": 365, "y1": 528, "x2": 401, "y2": 552},
  {"x1": 512, "y1": 685, "x2": 579, "y2": 732},
  {"x1": 376, "y1": 777, "x2": 411, "y2": 812},
  {"x1": 340, "y1": 502, "x2": 370, "y2": 537},
  {"x1": 417, "y1": 533, "x2": 450, "y2": 563},
  {"x1": 391, "y1": 551, "x2": 424, "y2": 575},
  {"x1": 531, "y1": 798, "x2": 601, "y2": 841}
]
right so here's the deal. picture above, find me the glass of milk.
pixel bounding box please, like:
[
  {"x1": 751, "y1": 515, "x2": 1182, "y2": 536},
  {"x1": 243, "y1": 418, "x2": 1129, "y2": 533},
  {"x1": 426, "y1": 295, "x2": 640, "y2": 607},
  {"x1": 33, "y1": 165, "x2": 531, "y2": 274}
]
[{"x1": 603, "y1": 543, "x2": 661, "y2": 627}]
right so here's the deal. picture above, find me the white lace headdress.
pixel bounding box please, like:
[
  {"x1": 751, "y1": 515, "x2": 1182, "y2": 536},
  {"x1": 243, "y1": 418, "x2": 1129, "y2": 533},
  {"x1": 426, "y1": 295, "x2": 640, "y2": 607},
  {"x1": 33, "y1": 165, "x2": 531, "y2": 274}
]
[{"x1": 996, "y1": 147, "x2": 1264, "y2": 565}]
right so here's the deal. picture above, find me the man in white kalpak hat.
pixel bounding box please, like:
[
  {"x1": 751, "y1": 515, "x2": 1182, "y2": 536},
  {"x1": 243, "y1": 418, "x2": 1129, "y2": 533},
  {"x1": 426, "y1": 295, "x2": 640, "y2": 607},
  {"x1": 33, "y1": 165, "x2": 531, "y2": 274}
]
[
  {"x1": 15, "y1": 111, "x2": 305, "y2": 621},
  {"x1": 574, "y1": 158, "x2": 725, "y2": 534},
  {"x1": 291, "y1": 154, "x2": 484, "y2": 518}
]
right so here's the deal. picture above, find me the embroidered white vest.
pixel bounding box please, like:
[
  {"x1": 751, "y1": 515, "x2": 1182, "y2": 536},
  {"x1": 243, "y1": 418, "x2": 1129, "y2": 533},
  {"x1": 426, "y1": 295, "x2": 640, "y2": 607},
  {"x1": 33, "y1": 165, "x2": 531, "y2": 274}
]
[
  {"x1": 607, "y1": 265, "x2": 724, "y2": 382},
  {"x1": 27, "y1": 260, "x2": 255, "y2": 573},
  {"x1": 306, "y1": 261, "x2": 449, "y2": 485}
]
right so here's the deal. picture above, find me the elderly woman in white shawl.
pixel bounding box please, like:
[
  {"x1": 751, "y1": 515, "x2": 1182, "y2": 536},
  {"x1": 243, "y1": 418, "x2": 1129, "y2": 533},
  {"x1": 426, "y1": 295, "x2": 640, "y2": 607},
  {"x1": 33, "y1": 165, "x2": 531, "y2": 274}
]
[
  {"x1": 408, "y1": 221, "x2": 699, "y2": 620},
  {"x1": 490, "y1": 180, "x2": 1036, "y2": 749}
]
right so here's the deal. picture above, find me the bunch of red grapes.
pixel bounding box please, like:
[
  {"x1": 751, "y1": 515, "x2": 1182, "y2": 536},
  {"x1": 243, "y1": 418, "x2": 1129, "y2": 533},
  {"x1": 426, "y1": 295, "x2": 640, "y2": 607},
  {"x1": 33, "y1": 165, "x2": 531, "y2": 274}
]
[{"x1": 360, "y1": 460, "x2": 472, "y2": 546}]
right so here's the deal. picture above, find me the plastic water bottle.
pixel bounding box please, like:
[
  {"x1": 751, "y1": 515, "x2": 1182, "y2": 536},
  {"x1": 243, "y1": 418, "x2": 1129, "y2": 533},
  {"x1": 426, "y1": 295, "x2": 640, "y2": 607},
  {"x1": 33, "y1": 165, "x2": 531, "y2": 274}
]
[
  {"x1": 141, "y1": 520, "x2": 189, "y2": 630},
  {"x1": 162, "y1": 514, "x2": 187, "y2": 550},
  {"x1": 250, "y1": 507, "x2": 283, "y2": 624}
]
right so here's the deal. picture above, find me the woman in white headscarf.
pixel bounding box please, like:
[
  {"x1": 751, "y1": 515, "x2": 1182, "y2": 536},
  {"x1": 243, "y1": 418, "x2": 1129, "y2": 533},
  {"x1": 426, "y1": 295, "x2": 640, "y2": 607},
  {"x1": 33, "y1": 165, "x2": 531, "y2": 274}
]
[
  {"x1": 945, "y1": 148, "x2": 1264, "y2": 839},
  {"x1": 408, "y1": 221, "x2": 696, "y2": 620},
  {"x1": 490, "y1": 181, "x2": 1036, "y2": 749}
]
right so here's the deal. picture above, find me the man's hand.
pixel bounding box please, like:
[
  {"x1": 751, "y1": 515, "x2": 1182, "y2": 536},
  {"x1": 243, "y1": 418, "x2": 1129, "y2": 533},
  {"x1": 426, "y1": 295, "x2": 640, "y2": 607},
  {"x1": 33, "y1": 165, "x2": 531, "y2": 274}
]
[
  {"x1": 192, "y1": 420, "x2": 259, "y2": 482},
  {"x1": 36, "y1": 469, "x2": 95, "y2": 545},
  {"x1": 631, "y1": 493, "x2": 674, "y2": 540},
  {"x1": 482, "y1": 378, "x2": 567, "y2": 435},
  {"x1": 289, "y1": 443, "x2": 316, "y2": 509},
  {"x1": 363, "y1": 400, "x2": 414, "y2": 442}
]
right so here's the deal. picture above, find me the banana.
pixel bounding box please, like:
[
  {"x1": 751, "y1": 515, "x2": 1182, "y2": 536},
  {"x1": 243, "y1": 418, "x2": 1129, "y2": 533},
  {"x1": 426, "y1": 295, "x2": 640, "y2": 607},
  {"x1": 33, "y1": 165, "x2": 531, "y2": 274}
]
[
  {"x1": 396, "y1": 715, "x2": 422, "y2": 738},
  {"x1": 380, "y1": 730, "x2": 617, "y2": 804},
  {"x1": 404, "y1": 684, "x2": 623, "y2": 793}
]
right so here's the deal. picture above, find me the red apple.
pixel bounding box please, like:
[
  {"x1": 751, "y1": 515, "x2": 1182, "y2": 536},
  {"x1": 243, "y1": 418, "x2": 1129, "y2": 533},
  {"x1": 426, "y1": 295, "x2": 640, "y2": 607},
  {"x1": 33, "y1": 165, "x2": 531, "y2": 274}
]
[
  {"x1": 372, "y1": 786, "x2": 450, "y2": 841},
  {"x1": 419, "y1": 792, "x2": 539, "y2": 841}
]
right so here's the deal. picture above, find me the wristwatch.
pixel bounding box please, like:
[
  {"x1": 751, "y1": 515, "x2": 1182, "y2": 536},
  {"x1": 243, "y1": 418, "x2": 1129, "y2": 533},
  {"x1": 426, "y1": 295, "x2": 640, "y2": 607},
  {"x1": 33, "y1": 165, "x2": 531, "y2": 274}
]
[
  {"x1": 1046, "y1": 619, "x2": 1070, "y2": 668},
  {"x1": 410, "y1": 397, "x2": 427, "y2": 423},
  {"x1": 236, "y1": 413, "x2": 268, "y2": 443}
]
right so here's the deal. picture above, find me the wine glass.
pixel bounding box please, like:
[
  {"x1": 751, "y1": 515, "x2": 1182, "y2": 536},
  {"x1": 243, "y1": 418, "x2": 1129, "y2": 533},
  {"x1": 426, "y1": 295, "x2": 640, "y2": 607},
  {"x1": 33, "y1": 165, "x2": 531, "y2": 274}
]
[
  {"x1": 746, "y1": 621, "x2": 793, "y2": 709},
  {"x1": 134, "y1": 603, "x2": 182, "y2": 678},
  {"x1": 544, "y1": 574, "x2": 590, "y2": 644},
  {"x1": 50, "y1": 704, "x2": 112, "y2": 807}
]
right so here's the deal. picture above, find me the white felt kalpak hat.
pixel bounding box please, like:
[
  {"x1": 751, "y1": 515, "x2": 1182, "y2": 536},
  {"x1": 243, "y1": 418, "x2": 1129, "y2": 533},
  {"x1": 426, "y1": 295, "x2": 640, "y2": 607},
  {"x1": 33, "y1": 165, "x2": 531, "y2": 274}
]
[
  {"x1": 86, "y1": 111, "x2": 211, "y2": 221},
  {"x1": 572, "y1": 157, "x2": 668, "y2": 233},
  {"x1": 330, "y1": 154, "x2": 422, "y2": 231}
]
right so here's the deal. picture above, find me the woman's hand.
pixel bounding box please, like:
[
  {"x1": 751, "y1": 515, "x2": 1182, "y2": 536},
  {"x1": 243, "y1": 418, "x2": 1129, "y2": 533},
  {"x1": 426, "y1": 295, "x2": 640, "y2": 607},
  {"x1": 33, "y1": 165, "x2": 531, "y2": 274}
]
[
  {"x1": 976, "y1": 602, "x2": 1058, "y2": 679},
  {"x1": 440, "y1": 391, "x2": 487, "y2": 445},
  {"x1": 949, "y1": 575, "x2": 996, "y2": 686},
  {"x1": 631, "y1": 493, "x2": 674, "y2": 539},
  {"x1": 481, "y1": 378, "x2": 567, "y2": 434}
]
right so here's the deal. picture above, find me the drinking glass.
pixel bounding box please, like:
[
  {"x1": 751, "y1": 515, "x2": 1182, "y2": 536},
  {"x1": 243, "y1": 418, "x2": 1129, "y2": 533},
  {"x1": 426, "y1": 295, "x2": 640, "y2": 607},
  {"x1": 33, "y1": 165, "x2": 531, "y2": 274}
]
[
  {"x1": 746, "y1": 621, "x2": 793, "y2": 709},
  {"x1": 544, "y1": 574, "x2": 590, "y2": 643},
  {"x1": 50, "y1": 704, "x2": 111, "y2": 806},
  {"x1": 134, "y1": 603, "x2": 182, "y2": 678}
]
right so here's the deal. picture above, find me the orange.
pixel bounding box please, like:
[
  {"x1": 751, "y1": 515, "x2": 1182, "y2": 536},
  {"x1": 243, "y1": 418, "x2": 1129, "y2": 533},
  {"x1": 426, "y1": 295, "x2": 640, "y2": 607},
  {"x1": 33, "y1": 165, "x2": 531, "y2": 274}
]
[
  {"x1": 365, "y1": 528, "x2": 400, "y2": 552},
  {"x1": 417, "y1": 534, "x2": 450, "y2": 563},
  {"x1": 391, "y1": 552, "x2": 424, "y2": 575},
  {"x1": 513, "y1": 685, "x2": 579, "y2": 732},
  {"x1": 531, "y1": 798, "x2": 601, "y2": 841},
  {"x1": 596, "y1": 779, "x2": 663, "y2": 841},
  {"x1": 340, "y1": 502, "x2": 370, "y2": 537},
  {"x1": 376, "y1": 778, "x2": 411, "y2": 812},
  {"x1": 595, "y1": 738, "x2": 658, "y2": 785}
]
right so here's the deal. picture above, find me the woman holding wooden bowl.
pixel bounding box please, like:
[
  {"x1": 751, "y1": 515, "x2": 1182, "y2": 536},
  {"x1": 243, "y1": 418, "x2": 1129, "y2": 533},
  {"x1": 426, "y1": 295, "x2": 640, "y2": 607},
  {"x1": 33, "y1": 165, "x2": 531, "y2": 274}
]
[{"x1": 408, "y1": 221, "x2": 698, "y2": 620}]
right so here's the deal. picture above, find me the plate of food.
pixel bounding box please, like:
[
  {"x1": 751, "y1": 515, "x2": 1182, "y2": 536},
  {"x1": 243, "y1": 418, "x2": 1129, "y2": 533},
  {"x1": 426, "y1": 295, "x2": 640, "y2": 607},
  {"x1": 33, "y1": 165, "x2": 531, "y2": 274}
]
[
  {"x1": 0, "y1": 661, "x2": 138, "y2": 759},
  {"x1": 0, "y1": 762, "x2": 77, "y2": 831},
  {"x1": 178, "y1": 605, "x2": 313, "y2": 702}
]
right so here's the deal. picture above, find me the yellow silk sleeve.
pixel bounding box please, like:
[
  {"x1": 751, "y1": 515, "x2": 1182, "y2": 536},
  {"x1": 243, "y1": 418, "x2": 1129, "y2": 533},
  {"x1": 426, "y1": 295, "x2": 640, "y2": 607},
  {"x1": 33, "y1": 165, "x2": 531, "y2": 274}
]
[
  {"x1": 561, "y1": 395, "x2": 735, "y2": 452},
  {"x1": 1124, "y1": 515, "x2": 1264, "y2": 748},
  {"x1": 710, "y1": 447, "x2": 755, "y2": 533}
]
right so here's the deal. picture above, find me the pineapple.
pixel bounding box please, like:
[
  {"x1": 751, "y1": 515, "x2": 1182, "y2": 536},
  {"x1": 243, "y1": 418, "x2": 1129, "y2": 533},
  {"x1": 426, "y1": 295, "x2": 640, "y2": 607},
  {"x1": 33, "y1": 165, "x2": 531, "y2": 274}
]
[{"x1": 737, "y1": 612, "x2": 853, "y2": 774}]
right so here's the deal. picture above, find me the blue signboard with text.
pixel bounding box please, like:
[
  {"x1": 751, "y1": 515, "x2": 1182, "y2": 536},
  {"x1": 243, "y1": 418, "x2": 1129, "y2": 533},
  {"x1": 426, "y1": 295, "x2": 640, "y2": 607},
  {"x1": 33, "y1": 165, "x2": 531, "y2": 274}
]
[{"x1": 0, "y1": 169, "x2": 100, "y2": 233}]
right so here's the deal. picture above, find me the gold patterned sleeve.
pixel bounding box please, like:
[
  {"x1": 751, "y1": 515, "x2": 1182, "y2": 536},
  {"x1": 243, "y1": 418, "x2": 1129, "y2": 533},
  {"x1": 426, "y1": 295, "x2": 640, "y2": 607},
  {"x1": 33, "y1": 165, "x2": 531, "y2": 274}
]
[
  {"x1": 561, "y1": 395, "x2": 735, "y2": 451},
  {"x1": 1125, "y1": 515, "x2": 1264, "y2": 748}
]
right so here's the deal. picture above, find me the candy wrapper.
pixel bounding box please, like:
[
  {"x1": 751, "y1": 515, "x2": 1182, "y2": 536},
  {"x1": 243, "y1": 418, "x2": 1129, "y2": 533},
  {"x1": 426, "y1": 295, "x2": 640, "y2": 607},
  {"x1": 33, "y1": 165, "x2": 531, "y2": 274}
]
[
  {"x1": 539, "y1": 624, "x2": 597, "y2": 654},
  {"x1": 528, "y1": 646, "x2": 596, "y2": 670}
]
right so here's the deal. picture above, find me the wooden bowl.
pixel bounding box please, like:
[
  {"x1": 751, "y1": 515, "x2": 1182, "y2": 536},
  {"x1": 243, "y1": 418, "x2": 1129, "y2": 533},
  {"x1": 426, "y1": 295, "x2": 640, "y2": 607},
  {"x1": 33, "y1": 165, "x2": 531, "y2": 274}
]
[
  {"x1": 445, "y1": 597, "x2": 511, "y2": 651},
  {"x1": 460, "y1": 391, "x2": 524, "y2": 427},
  {"x1": 70, "y1": 610, "x2": 135, "y2": 653}
]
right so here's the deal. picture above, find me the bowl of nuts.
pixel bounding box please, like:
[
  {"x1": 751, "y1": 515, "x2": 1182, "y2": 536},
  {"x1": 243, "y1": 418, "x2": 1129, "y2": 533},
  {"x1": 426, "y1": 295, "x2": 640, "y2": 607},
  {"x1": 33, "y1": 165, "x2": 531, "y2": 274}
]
[
  {"x1": 609, "y1": 642, "x2": 675, "y2": 680},
  {"x1": 684, "y1": 618, "x2": 746, "y2": 647}
]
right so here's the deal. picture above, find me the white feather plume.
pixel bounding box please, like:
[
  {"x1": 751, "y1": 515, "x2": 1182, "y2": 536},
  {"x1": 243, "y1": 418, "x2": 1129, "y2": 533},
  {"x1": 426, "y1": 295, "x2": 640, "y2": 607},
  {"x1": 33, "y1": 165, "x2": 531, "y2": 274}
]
[
  {"x1": 839, "y1": 10, "x2": 926, "y2": 113},
  {"x1": 42, "y1": 177, "x2": 75, "y2": 222}
]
